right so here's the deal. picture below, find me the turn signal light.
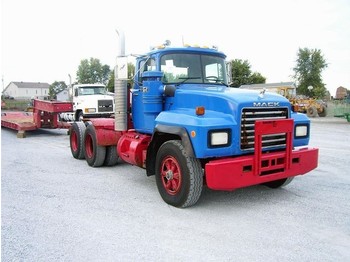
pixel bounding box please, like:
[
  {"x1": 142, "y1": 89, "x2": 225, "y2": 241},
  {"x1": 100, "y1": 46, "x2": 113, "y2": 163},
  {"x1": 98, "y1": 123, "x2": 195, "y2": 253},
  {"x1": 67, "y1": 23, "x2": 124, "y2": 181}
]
[{"x1": 196, "y1": 106, "x2": 205, "y2": 116}]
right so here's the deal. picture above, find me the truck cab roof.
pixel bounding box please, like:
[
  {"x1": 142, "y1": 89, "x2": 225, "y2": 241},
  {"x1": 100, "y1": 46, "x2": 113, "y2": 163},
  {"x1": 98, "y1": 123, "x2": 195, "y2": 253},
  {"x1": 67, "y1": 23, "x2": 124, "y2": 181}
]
[{"x1": 74, "y1": 84, "x2": 106, "y2": 88}]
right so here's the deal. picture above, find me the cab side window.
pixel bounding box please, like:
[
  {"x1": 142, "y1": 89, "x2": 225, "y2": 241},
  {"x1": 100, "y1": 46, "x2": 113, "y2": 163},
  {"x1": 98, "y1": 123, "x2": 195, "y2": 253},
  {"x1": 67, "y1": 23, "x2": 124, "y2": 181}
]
[{"x1": 138, "y1": 57, "x2": 156, "y2": 86}]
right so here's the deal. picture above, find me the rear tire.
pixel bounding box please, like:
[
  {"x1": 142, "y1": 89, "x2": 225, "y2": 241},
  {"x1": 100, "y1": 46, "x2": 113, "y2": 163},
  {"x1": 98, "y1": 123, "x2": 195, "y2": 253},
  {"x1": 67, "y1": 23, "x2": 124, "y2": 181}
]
[
  {"x1": 155, "y1": 140, "x2": 203, "y2": 208},
  {"x1": 84, "y1": 124, "x2": 106, "y2": 167},
  {"x1": 70, "y1": 122, "x2": 86, "y2": 159},
  {"x1": 263, "y1": 177, "x2": 294, "y2": 188},
  {"x1": 104, "y1": 146, "x2": 119, "y2": 166}
]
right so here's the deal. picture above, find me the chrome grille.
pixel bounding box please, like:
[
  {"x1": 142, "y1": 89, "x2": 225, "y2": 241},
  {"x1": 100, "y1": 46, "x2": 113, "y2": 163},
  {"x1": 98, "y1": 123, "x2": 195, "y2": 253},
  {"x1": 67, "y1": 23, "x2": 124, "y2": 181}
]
[
  {"x1": 241, "y1": 107, "x2": 288, "y2": 150},
  {"x1": 98, "y1": 100, "x2": 113, "y2": 112}
]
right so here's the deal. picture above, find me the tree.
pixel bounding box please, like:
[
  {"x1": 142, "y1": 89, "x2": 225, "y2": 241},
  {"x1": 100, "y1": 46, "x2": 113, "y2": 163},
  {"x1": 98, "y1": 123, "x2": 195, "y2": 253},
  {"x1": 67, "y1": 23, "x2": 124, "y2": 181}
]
[
  {"x1": 293, "y1": 48, "x2": 328, "y2": 98},
  {"x1": 49, "y1": 81, "x2": 67, "y2": 99},
  {"x1": 76, "y1": 58, "x2": 111, "y2": 85},
  {"x1": 106, "y1": 62, "x2": 135, "y2": 92},
  {"x1": 229, "y1": 59, "x2": 266, "y2": 87},
  {"x1": 249, "y1": 72, "x2": 266, "y2": 85}
]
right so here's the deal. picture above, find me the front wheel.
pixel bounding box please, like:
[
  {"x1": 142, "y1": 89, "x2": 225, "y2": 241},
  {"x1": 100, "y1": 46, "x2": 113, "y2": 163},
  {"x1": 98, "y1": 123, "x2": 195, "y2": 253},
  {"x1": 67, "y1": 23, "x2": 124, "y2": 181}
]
[
  {"x1": 77, "y1": 111, "x2": 84, "y2": 122},
  {"x1": 307, "y1": 106, "x2": 318, "y2": 117},
  {"x1": 155, "y1": 140, "x2": 203, "y2": 208},
  {"x1": 263, "y1": 177, "x2": 294, "y2": 188},
  {"x1": 318, "y1": 105, "x2": 327, "y2": 117}
]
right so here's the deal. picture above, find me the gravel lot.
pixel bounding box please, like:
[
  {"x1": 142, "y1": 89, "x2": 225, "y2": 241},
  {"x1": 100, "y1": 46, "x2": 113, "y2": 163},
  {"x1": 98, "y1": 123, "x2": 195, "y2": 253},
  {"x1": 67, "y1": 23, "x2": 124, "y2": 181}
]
[{"x1": 2, "y1": 116, "x2": 350, "y2": 261}]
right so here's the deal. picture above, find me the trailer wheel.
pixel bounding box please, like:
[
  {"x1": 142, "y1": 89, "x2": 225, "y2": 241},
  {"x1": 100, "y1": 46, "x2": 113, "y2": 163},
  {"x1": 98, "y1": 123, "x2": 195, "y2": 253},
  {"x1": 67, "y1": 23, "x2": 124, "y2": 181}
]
[
  {"x1": 155, "y1": 140, "x2": 203, "y2": 208},
  {"x1": 263, "y1": 177, "x2": 294, "y2": 189},
  {"x1": 84, "y1": 124, "x2": 106, "y2": 167},
  {"x1": 70, "y1": 122, "x2": 86, "y2": 159},
  {"x1": 104, "y1": 146, "x2": 119, "y2": 166}
]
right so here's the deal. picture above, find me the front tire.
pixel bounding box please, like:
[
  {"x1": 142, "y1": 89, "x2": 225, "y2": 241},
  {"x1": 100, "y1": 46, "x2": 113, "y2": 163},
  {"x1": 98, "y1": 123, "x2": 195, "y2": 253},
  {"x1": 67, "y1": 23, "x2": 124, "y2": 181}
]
[
  {"x1": 155, "y1": 140, "x2": 203, "y2": 208},
  {"x1": 77, "y1": 111, "x2": 84, "y2": 122},
  {"x1": 263, "y1": 177, "x2": 294, "y2": 188},
  {"x1": 84, "y1": 124, "x2": 106, "y2": 167},
  {"x1": 70, "y1": 122, "x2": 86, "y2": 159},
  {"x1": 307, "y1": 106, "x2": 318, "y2": 117}
]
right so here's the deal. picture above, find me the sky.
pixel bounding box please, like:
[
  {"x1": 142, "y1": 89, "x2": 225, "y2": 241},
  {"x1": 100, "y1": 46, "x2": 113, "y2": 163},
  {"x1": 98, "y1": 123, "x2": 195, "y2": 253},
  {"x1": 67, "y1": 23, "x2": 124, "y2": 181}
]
[{"x1": 1, "y1": 0, "x2": 349, "y2": 97}]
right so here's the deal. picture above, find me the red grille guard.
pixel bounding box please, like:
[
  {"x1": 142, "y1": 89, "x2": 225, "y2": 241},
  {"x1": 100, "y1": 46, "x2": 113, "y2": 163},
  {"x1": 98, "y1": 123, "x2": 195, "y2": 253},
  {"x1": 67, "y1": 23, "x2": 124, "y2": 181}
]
[{"x1": 205, "y1": 119, "x2": 319, "y2": 191}]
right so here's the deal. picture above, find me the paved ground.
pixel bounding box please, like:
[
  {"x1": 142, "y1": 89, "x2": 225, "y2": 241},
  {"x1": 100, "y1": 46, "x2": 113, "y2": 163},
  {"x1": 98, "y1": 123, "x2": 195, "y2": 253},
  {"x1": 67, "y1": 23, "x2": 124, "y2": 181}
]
[{"x1": 1, "y1": 117, "x2": 350, "y2": 261}]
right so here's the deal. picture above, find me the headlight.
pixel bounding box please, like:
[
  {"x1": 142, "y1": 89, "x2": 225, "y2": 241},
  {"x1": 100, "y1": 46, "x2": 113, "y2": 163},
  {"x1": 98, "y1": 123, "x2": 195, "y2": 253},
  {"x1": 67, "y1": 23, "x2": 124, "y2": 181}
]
[
  {"x1": 208, "y1": 129, "x2": 231, "y2": 147},
  {"x1": 295, "y1": 125, "x2": 308, "y2": 137},
  {"x1": 85, "y1": 108, "x2": 96, "y2": 113}
]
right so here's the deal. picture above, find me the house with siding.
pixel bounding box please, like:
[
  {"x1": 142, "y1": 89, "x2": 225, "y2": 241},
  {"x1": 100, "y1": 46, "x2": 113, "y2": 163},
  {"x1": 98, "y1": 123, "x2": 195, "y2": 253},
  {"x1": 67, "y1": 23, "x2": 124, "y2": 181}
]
[{"x1": 2, "y1": 81, "x2": 50, "y2": 100}]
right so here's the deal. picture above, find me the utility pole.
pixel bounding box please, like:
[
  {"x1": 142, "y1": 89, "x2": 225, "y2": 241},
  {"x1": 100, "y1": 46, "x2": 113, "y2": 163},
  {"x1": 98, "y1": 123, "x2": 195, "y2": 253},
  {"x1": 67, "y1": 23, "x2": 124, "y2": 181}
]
[{"x1": 2, "y1": 75, "x2": 4, "y2": 93}]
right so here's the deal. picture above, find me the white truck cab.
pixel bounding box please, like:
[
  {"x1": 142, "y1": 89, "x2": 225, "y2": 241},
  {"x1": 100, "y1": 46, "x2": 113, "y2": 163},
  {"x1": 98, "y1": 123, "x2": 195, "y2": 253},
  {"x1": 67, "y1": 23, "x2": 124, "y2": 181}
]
[{"x1": 60, "y1": 84, "x2": 114, "y2": 121}]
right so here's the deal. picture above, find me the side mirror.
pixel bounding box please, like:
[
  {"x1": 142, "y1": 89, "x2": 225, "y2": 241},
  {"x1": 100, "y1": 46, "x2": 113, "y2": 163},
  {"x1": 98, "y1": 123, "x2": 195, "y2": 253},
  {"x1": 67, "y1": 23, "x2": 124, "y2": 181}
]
[
  {"x1": 164, "y1": 85, "x2": 176, "y2": 97},
  {"x1": 226, "y1": 62, "x2": 233, "y2": 86}
]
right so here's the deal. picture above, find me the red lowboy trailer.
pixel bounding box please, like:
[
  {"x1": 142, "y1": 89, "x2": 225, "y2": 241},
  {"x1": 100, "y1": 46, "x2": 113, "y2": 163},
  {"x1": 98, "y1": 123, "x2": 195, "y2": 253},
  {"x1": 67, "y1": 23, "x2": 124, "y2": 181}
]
[{"x1": 1, "y1": 99, "x2": 73, "y2": 138}]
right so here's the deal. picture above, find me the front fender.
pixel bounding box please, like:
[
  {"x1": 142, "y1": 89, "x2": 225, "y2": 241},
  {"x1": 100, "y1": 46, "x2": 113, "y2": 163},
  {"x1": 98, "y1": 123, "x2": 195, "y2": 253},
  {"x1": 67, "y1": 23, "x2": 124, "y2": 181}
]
[
  {"x1": 155, "y1": 110, "x2": 237, "y2": 158},
  {"x1": 145, "y1": 125, "x2": 194, "y2": 177}
]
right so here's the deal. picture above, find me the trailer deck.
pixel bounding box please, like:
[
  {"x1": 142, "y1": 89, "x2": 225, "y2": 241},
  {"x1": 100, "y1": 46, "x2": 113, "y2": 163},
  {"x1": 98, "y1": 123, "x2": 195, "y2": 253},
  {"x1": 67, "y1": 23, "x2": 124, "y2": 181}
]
[{"x1": 1, "y1": 99, "x2": 73, "y2": 138}]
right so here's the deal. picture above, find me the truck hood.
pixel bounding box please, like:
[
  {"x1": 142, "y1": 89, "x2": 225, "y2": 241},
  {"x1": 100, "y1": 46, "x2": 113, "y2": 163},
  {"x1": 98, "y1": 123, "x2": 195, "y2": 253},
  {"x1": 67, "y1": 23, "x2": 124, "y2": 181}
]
[{"x1": 171, "y1": 85, "x2": 291, "y2": 115}]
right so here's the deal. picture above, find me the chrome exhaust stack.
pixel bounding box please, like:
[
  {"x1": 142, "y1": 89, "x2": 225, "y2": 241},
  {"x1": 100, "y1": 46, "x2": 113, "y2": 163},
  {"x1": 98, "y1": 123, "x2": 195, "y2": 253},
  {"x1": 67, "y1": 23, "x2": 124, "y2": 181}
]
[{"x1": 114, "y1": 29, "x2": 128, "y2": 131}]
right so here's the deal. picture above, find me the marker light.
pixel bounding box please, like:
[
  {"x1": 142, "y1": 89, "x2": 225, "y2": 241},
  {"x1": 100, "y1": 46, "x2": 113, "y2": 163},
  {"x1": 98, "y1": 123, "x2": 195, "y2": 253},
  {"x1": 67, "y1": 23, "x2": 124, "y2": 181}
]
[{"x1": 196, "y1": 106, "x2": 205, "y2": 116}]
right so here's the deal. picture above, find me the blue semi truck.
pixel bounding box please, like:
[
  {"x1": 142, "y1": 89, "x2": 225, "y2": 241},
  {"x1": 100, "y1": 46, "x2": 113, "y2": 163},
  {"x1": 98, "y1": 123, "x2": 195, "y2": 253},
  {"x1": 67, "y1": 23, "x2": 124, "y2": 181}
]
[{"x1": 69, "y1": 33, "x2": 318, "y2": 207}]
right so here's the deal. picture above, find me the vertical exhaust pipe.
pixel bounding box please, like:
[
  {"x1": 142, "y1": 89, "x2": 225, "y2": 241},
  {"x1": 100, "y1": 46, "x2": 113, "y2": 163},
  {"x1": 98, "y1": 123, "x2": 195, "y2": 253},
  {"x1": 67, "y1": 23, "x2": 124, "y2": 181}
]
[{"x1": 114, "y1": 29, "x2": 128, "y2": 131}]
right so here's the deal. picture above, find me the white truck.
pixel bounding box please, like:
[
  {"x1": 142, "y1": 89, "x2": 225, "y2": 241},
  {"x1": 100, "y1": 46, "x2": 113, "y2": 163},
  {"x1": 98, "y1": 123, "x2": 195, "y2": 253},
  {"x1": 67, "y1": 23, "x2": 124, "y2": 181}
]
[{"x1": 59, "y1": 84, "x2": 114, "y2": 121}]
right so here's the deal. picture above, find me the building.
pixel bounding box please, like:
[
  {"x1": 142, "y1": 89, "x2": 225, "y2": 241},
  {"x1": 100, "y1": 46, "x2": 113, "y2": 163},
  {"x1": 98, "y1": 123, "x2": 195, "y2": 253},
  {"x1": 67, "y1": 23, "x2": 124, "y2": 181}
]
[
  {"x1": 335, "y1": 86, "x2": 349, "y2": 99},
  {"x1": 56, "y1": 89, "x2": 70, "y2": 101},
  {"x1": 2, "y1": 81, "x2": 50, "y2": 100}
]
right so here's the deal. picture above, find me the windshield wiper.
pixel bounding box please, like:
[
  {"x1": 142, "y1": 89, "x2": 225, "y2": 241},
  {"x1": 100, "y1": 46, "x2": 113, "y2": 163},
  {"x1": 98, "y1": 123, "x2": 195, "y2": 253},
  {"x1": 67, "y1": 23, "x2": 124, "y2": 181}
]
[
  {"x1": 217, "y1": 81, "x2": 228, "y2": 87},
  {"x1": 176, "y1": 77, "x2": 201, "y2": 85}
]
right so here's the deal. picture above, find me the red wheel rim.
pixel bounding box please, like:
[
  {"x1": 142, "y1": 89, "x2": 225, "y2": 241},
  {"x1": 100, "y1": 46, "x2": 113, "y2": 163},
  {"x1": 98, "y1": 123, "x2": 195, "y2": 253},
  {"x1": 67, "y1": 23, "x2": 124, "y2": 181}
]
[
  {"x1": 71, "y1": 131, "x2": 78, "y2": 152},
  {"x1": 160, "y1": 156, "x2": 182, "y2": 195},
  {"x1": 85, "y1": 134, "x2": 93, "y2": 158}
]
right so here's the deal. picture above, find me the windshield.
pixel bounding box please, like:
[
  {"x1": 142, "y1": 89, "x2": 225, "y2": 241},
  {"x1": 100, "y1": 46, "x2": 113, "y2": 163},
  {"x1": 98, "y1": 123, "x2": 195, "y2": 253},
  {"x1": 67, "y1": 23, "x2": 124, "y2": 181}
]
[
  {"x1": 160, "y1": 53, "x2": 227, "y2": 85},
  {"x1": 78, "y1": 86, "x2": 107, "y2": 96}
]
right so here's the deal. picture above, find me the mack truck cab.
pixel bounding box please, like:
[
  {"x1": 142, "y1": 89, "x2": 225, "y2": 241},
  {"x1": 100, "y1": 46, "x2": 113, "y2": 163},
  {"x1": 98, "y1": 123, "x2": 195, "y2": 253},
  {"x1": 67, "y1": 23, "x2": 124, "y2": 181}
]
[{"x1": 69, "y1": 34, "x2": 318, "y2": 208}]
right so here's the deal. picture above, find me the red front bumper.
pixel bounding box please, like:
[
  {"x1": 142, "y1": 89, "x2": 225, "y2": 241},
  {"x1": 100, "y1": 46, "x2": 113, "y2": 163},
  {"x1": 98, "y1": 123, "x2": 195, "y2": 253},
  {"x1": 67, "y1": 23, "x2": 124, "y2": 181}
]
[
  {"x1": 205, "y1": 119, "x2": 319, "y2": 191},
  {"x1": 205, "y1": 147, "x2": 318, "y2": 190}
]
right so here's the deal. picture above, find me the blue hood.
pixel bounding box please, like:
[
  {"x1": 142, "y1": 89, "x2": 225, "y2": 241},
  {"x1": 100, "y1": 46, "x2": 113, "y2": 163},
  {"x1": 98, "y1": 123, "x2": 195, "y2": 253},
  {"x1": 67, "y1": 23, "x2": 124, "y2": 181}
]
[{"x1": 169, "y1": 85, "x2": 291, "y2": 117}]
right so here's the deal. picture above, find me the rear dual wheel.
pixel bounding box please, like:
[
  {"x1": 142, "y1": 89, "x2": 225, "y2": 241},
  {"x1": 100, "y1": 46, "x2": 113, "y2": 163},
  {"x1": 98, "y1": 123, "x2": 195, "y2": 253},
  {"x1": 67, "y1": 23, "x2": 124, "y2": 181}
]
[
  {"x1": 84, "y1": 125, "x2": 119, "y2": 167},
  {"x1": 104, "y1": 146, "x2": 119, "y2": 166},
  {"x1": 70, "y1": 122, "x2": 86, "y2": 159},
  {"x1": 84, "y1": 125, "x2": 106, "y2": 167}
]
